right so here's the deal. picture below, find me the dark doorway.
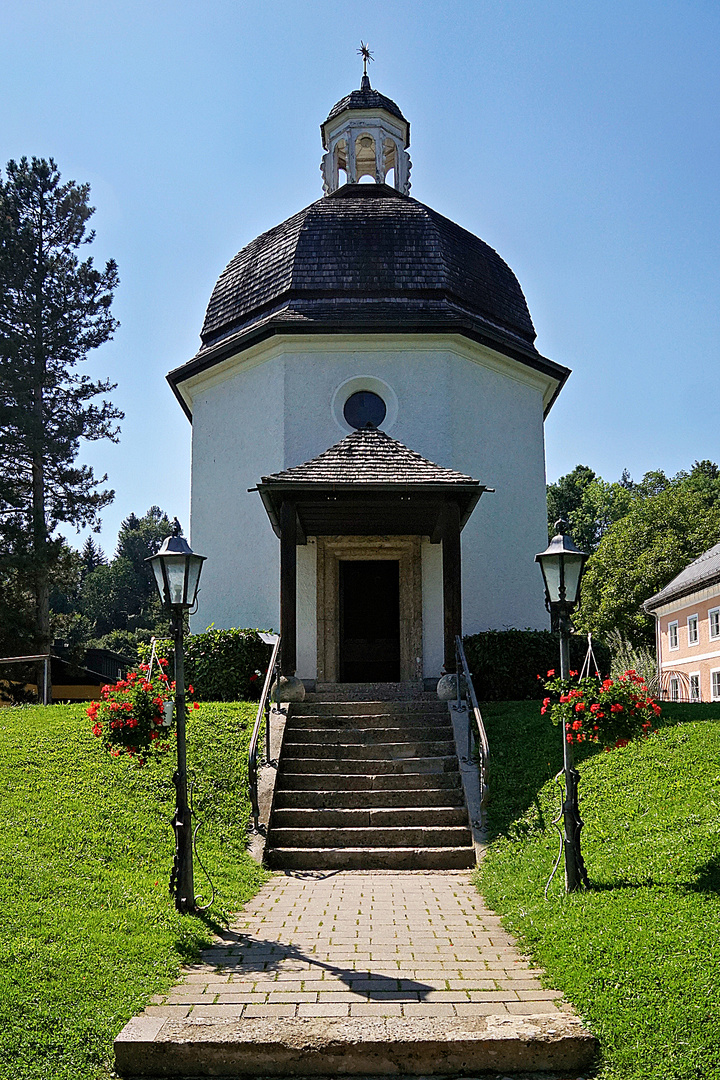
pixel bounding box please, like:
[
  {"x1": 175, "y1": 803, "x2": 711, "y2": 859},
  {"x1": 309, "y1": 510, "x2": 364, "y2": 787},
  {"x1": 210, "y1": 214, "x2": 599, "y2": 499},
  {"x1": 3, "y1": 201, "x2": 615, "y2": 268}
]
[{"x1": 339, "y1": 560, "x2": 400, "y2": 682}]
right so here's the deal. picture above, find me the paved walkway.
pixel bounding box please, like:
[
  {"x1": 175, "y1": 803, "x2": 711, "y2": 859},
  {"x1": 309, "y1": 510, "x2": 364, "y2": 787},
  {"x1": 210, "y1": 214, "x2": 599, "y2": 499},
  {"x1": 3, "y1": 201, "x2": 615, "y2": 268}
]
[{"x1": 148, "y1": 871, "x2": 569, "y2": 1022}]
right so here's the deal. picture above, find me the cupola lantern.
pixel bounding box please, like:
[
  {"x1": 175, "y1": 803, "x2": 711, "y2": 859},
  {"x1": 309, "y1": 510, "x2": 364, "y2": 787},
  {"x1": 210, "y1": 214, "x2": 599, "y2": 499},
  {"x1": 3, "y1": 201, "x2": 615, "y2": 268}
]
[{"x1": 320, "y1": 53, "x2": 411, "y2": 194}]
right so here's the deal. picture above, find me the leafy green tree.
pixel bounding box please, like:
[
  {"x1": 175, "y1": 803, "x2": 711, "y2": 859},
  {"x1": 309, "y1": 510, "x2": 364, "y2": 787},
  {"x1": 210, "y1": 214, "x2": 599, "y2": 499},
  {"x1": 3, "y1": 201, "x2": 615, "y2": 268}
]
[
  {"x1": 547, "y1": 465, "x2": 596, "y2": 535},
  {"x1": 547, "y1": 465, "x2": 635, "y2": 554},
  {"x1": 575, "y1": 465, "x2": 720, "y2": 647},
  {"x1": 0, "y1": 157, "x2": 121, "y2": 688},
  {"x1": 691, "y1": 459, "x2": 720, "y2": 481}
]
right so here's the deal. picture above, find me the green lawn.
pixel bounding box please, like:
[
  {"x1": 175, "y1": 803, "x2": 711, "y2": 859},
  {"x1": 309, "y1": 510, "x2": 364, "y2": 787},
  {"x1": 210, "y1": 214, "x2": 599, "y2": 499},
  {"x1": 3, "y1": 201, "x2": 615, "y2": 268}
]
[
  {"x1": 5, "y1": 697, "x2": 719, "y2": 1080},
  {"x1": 0, "y1": 701, "x2": 269, "y2": 1080},
  {"x1": 477, "y1": 700, "x2": 720, "y2": 1080}
]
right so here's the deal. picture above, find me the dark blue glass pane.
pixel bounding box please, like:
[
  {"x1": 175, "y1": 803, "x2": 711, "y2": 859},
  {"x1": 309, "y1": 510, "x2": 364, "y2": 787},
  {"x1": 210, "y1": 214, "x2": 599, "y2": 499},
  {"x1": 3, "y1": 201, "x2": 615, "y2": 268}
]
[{"x1": 343, "y1": 390, "x2": 386, "y2": 429}]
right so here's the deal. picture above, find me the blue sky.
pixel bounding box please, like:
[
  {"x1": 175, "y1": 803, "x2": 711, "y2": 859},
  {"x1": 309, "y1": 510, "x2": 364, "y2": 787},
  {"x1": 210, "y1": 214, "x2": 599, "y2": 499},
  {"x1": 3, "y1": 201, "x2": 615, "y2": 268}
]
[{"x1": 3, "y1": 0, "x2": 718, "y2": 554}]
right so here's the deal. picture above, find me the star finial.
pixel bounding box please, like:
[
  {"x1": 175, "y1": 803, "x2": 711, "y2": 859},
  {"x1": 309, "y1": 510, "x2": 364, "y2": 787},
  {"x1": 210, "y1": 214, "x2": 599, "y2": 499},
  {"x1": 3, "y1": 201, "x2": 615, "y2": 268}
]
[{"x1": 357, "y1": 41, "x2": 374, "y2": 79}]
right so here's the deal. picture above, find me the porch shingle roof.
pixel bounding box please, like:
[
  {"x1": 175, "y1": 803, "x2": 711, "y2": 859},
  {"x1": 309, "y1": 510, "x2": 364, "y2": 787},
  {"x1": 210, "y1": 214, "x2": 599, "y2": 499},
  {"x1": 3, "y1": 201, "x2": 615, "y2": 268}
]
[{"x1": 261, "y1": 425, "x2": 478, "y2": 486}]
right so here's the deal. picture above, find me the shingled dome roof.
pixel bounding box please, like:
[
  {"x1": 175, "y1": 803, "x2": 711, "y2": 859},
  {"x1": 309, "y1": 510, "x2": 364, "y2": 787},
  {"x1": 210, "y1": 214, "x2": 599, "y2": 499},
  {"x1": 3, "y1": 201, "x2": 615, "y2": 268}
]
[
  {"x1": 196, "y1": 184, "x2": 539, "y2": 357},
  {"x1": 323, "y1": 84, "x2": 407, "y2": 132}
]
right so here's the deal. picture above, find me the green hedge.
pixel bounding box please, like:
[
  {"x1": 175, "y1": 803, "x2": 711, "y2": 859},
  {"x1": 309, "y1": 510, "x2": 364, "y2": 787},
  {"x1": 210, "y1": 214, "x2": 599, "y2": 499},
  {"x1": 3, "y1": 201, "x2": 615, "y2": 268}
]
[
  {"x1": 138, "y1": 627, "x2": 272, "y2": 702},
  {"x1": 462, "y1": 628, "x2": 611, "y2": 702}
]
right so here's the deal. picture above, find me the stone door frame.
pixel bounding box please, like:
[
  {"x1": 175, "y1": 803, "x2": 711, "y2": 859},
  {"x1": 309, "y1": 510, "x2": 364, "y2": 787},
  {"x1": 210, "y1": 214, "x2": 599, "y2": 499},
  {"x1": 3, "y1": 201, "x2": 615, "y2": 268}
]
[{"x1": 316, "y1": 535, "x2": 423, "y2": 683}]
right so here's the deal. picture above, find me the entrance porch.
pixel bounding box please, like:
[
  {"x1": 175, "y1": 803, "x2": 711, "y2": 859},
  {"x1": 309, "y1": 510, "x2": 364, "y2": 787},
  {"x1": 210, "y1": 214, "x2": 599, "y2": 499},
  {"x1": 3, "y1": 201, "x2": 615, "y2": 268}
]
[{"x1": 255, "y1": 425, "x2": 489, "y2": 684}]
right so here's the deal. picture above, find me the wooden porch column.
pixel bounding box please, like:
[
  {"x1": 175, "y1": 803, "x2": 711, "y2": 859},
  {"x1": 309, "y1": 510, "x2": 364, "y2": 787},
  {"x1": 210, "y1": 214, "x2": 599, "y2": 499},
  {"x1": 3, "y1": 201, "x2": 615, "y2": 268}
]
[
  {"x1": 279, "y1": 499, "x2": 297, "y2": 675},
  {"x1": 442, "y1": 500, "x2": 462, "y2": 673}
]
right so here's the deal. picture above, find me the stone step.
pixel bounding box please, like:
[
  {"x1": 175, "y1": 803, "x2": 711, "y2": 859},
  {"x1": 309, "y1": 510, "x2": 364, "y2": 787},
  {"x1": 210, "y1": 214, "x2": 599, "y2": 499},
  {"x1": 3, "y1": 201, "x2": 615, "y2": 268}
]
[
  {"x1": 308, "y1": 681, "x2": 427, "y2": 701},
  {"x1": 287, "y1": 714, "x2": 453, "y2": 731},
  {"x1": 291, "y1": 700, "x2": 449, "y2": 716},
  {"x1": 115, "y1": 1013, "x2": 597, "y2": 1077},
  {"x1": 279, "y1": 755, "x2": 459, "y2": 775},
  {"x1": 267, "y1": 825, "x2": 473, "y2": 849},
  {"x1": 281, "y1": 739, "x2": 456, "y2": 759},
  {"x1": 275, "y1": 771, "x2": 464, "y2": 791},
  {"x1": 273, "y1": 786, "x2": 465, "y2": 809},
  {"x1": 265, "y1": 693, "x2": 471, "y2": 875},
  {"x1": 264, "y1": 845, "x2": 476, "y2": 870},
  {"x1": 271, "y1": 806, "x2": 469, "y2": 829}
]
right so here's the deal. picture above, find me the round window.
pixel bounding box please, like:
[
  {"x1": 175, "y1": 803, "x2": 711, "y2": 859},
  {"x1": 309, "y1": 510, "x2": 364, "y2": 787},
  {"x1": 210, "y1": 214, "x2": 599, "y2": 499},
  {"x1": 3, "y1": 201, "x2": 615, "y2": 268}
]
[{"x1": 343, "y1": 390, "x2": 387, "y2": 429}]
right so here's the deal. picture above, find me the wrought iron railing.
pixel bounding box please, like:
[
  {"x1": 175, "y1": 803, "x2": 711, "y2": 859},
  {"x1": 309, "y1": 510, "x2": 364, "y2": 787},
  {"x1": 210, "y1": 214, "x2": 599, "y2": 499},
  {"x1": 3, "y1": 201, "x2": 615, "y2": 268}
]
[
  {"x1": 455, "y1": 635, "x2": 490, "y2": 812},
  {"x1": 248, "y1": 635, "x2": 282, "y2": 832}
]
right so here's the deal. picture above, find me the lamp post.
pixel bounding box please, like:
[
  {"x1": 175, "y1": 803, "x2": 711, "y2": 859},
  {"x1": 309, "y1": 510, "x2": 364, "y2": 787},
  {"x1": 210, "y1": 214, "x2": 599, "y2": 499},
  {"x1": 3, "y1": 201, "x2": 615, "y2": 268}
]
[
  {"x1": 147, "y1": 519, "x2": 206, "y2": 913},
  {"x1": 535, "y1": 520, "x2": 589, "y2": 893}
]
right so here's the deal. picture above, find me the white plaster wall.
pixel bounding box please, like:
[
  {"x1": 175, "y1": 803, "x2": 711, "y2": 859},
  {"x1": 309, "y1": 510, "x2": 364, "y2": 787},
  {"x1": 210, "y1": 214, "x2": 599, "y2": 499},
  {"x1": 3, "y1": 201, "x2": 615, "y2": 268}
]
[
  {"x1": 185, "y1": 333, "x2": 552, "y2": 671},
  {"x1": 296, "y1": 539, "x2": 317, "y2": 679},
  {"x1": 449, "y1": 353, "x2": 550, "y2": 633},
  {"x1": 421, "y1": 541, "x2": 444, "y2": 677},
  {"x1": 188, "y1": 355, "x2": 284, "y2": 634},
  {"x1": 281, "y1": 340, "x2": 451, "y2": 469}
]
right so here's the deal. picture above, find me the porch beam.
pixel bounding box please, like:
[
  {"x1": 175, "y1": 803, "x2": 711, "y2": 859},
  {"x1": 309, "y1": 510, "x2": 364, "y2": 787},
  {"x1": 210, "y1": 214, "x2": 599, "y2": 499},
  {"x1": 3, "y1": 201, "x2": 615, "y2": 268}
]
[
  {"x1": 279, "y1": 499, "x2": 297, "y2": 675},
  {"x1": 442, "y1": 500, "x2": 462, "y2": 673}
]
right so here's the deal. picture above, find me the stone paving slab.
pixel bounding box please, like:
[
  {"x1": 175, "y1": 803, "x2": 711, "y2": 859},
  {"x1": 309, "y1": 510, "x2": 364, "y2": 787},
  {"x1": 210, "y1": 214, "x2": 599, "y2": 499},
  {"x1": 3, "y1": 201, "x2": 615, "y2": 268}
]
[{"x1": 115, "y1": 871, "x2": 596, "y2": 1077}]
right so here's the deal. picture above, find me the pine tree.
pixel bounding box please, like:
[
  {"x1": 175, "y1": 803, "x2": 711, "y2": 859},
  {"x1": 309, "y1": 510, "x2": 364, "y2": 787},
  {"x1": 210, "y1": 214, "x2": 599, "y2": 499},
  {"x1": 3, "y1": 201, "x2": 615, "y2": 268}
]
[
  {"x1": 79, "y1": 507, "x2": 172, "y2": 645},
  {"x1": 80, "y1": 535, "x2": 107, "y2": 578},
  {"x1": 0, "y1": 157, "x2": 122, "y2": 692}
]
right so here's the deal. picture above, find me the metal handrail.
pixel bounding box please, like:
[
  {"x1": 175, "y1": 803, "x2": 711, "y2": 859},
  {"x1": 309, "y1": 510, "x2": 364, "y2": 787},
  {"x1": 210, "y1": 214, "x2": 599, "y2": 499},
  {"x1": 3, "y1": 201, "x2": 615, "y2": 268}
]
[
  {"x1": 0, "y1": 653, "x2": 51, "y2": 705},
  {"x1": 455, "y1": 635, "x2": 490, "y2": 811},
  {"x1": 248, "y1": 635, "x2": 281, "y2": 832}
]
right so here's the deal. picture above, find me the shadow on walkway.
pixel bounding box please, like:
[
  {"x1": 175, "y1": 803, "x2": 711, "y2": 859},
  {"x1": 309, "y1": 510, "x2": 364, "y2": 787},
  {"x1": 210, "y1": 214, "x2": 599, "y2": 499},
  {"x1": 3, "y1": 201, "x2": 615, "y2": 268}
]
[{"x1": 207, "y1": 931, "x2": 435, "y2": 1000}]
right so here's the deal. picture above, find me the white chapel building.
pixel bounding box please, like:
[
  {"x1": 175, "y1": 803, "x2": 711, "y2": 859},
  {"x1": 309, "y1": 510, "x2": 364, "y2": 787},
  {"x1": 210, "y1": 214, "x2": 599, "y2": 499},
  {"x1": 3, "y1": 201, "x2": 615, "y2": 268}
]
[{"x1": 168, "y1": 74, "x2": 570, "y2": 688}]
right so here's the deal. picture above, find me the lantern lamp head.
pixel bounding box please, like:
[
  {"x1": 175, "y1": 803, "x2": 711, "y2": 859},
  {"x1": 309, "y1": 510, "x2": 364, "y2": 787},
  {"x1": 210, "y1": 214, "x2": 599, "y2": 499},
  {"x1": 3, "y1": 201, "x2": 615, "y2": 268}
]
[
  {"x1": 147, "y1": 519, "x2": 206, "y2": 610},
  {"x1": 535, "y1": 519, "x2": 588, "y2": 609}
]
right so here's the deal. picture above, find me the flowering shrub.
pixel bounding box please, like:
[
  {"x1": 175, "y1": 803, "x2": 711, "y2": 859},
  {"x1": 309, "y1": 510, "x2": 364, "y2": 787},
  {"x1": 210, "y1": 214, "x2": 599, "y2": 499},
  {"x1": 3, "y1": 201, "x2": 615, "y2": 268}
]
[
  {"x1": 87, "y1": 658, "x2": 198, "y2": 764},
  {"x1": 136, "y1": 628, "x2": 271, "y2": 701},
  {"x1": 540, "y1": 668, "x2": 662, "y2": 750}
]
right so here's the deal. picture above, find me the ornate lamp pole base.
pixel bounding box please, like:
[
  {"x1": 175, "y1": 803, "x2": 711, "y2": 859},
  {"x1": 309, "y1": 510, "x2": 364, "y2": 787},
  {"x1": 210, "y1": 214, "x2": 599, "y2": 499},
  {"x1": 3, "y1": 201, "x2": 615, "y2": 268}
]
[
  {"x1": 558, "y1": 608, "x2": 589, "y2": 893},
  {"x1": 170, "y1": 606, "x2": 195, "y2": 914},
  {"x1": 562, "y1": 763, "x2": 589, "y2": 892}
]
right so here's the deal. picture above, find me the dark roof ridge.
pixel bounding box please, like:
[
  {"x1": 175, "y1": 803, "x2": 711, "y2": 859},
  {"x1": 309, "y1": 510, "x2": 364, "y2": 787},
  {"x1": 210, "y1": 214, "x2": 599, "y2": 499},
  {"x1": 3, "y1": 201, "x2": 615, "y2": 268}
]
[{"x1": 326, "y1": 182, "x2": 406, "y2": 201}]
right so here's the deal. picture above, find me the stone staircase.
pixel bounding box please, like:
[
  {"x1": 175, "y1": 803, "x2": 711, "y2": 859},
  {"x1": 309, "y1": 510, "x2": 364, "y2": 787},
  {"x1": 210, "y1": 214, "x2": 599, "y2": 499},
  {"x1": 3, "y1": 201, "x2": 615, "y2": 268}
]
[{"x1": 265, "y1": 685, "x2": 475, "y2": 870}]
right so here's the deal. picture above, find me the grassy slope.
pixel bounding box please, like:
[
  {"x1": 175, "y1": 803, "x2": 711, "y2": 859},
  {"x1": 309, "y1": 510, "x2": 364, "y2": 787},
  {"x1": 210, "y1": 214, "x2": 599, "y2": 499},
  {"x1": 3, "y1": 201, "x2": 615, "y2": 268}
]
[
  {"x1": 478, "y1": 700, "x2": 720, "y2": 1080},
  {"x1": 0, "y1": 702, "x2": 269, "y2": 1080}
]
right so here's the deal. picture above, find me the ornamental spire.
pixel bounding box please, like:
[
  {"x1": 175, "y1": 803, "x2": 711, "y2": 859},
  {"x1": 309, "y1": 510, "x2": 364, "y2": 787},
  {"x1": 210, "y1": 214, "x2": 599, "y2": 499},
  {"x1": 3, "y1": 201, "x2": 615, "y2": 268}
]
[{"x1": 357, "y1": 41, "x2": 374, "y2": 88}]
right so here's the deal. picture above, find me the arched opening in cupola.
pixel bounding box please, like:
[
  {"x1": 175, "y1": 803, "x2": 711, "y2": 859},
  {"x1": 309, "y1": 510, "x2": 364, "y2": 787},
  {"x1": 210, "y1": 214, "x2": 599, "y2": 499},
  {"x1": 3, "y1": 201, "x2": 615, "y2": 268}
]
[
  {"x1": 355, "y1": 132, "x2": 377, "y2": 181},
  {"x1": 333, "y1": 140, "x2": 348, "y2": 187},
  {"x1": 383, "y1": 139, "x2": 398, "y2": 189}
]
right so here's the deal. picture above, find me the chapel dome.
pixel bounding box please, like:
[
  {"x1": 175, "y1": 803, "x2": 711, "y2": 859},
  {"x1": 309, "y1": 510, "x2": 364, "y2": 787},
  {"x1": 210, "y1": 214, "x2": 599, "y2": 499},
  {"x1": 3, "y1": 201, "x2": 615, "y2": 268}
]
[
  {"x1": 199, "y1": 183, "x2": 538, "y2": 358},
  {"x1": 322, "y1": 84, "x2": 408, "y2": 142}
]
